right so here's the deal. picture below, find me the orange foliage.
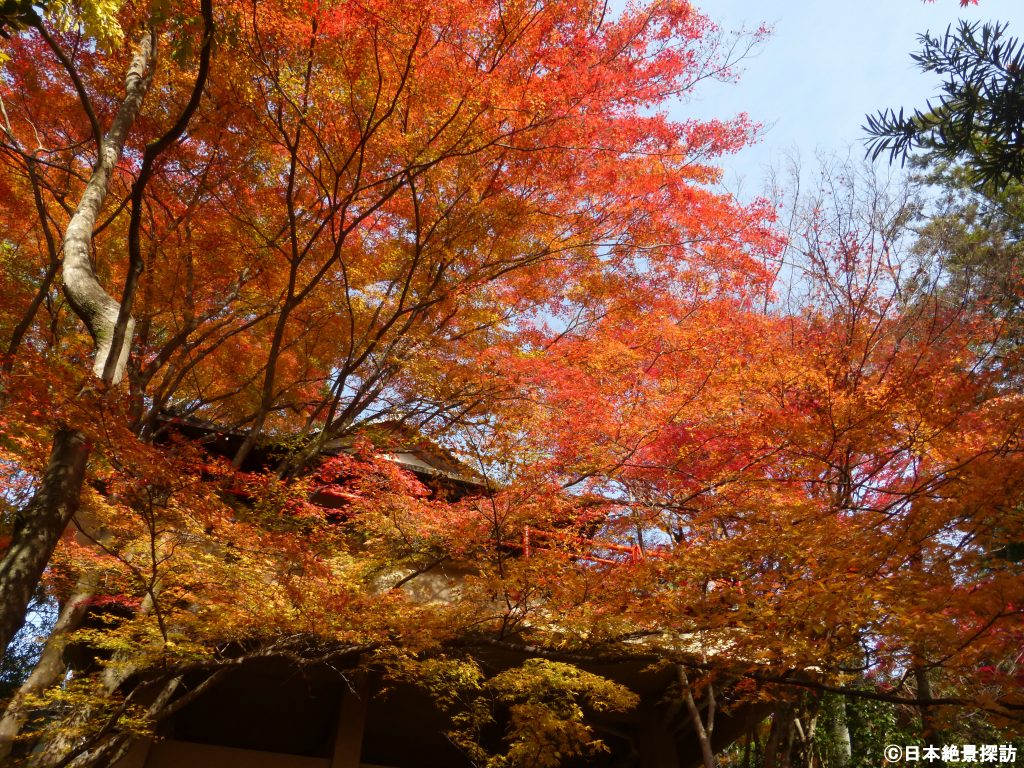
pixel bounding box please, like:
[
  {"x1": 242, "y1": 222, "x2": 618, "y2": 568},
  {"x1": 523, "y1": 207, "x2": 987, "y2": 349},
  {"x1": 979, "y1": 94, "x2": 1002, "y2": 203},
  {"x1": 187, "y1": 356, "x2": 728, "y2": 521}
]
[{"x1": 0, "y1": 0, "x2": 1019, "y2": 762}]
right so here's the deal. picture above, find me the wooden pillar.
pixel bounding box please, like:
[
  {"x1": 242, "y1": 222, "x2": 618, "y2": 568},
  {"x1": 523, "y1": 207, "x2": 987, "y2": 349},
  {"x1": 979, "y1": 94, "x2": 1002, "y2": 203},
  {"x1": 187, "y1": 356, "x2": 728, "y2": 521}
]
[{"x1": 330, "y1": 673, "x2": 369, "y2": 768}]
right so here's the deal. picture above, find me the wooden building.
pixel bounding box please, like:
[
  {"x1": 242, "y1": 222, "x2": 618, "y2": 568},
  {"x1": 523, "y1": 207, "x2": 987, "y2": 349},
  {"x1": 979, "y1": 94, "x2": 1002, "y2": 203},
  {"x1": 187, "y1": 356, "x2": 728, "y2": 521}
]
[
  {"x1": 113, "y1": 650, "x2": 764, "y2": 768},
  {"x1": 83, "y1": 416, "x2": 766, "y2": 768}
]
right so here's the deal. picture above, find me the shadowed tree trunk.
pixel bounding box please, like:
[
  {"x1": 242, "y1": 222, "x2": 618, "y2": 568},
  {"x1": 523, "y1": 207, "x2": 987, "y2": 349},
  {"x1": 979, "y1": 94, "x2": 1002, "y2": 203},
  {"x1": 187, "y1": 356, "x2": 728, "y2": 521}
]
[
  {"x1": 915, "y1": 664, "x2": 945, "y2": 768},
  {"x1": 764, "y1": 702, "x2": 791, "y2": 768},
  {"x1": 0, "y1": 429, "x2": 90, "y2": 658}
]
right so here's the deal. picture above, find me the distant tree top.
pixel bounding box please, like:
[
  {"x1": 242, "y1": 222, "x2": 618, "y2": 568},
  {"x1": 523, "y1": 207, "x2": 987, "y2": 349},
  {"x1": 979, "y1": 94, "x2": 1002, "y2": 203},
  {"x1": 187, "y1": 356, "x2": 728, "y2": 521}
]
[{"x1": 866, "y1": 19, "x2": 1024, "y2": 190}]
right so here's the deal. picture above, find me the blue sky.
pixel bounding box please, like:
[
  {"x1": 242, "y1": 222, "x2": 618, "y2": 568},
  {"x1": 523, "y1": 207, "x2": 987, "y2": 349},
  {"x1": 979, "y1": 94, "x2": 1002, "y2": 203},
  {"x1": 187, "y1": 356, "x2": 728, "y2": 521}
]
[{"x1": 682, "y1": 0, "x2": 1024, "y2": 194}]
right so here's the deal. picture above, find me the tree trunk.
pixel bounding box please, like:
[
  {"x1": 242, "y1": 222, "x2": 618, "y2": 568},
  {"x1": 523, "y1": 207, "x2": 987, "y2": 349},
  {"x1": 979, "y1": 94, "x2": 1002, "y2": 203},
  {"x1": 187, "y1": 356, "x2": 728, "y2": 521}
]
[
  {"x1": 830, "y1": 697, "x2": 852, "y2": 768},
  {"x1": 0, "y1": 428, "x2": 90, "y2": 658},
  {"x1": 61, "y1": 26, "x2": 156, "y2": 386},
  {"x1": 779, "y1": 715, "x2": 795, "y2": 768},
  {"x1": 763, "y1": 703, "x2": 790, "y2": 768},
  {"x1": 0, "y1": 571, "x2": 98, "y2": 761},
  {"x1": 914, "y1": 665, "x2": 945, "y2": 768},
  {"x1": 0, "y1": 4, "x2": 157, "y2": 682},
  {"x1": 678, "y1": 665, "x2": 717, "y2": 768}
]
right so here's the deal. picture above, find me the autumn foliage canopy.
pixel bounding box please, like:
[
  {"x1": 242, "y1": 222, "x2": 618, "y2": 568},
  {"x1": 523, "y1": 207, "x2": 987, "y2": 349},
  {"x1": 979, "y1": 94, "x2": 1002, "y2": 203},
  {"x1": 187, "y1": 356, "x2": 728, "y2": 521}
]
[{"x1": 0, "y1": 0, "x2": 1020, "y2": 765}]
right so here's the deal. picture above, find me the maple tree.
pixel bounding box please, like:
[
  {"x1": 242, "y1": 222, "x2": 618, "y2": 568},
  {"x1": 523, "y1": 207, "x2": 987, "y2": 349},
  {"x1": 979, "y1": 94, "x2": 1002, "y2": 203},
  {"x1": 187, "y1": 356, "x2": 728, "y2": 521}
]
[
  {"x1": 493, "y1": 157, "x2": 1024, "y2": 763},
  {"x1": 0, "y1": 1, "x2": 1021, "y2": 767}
]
